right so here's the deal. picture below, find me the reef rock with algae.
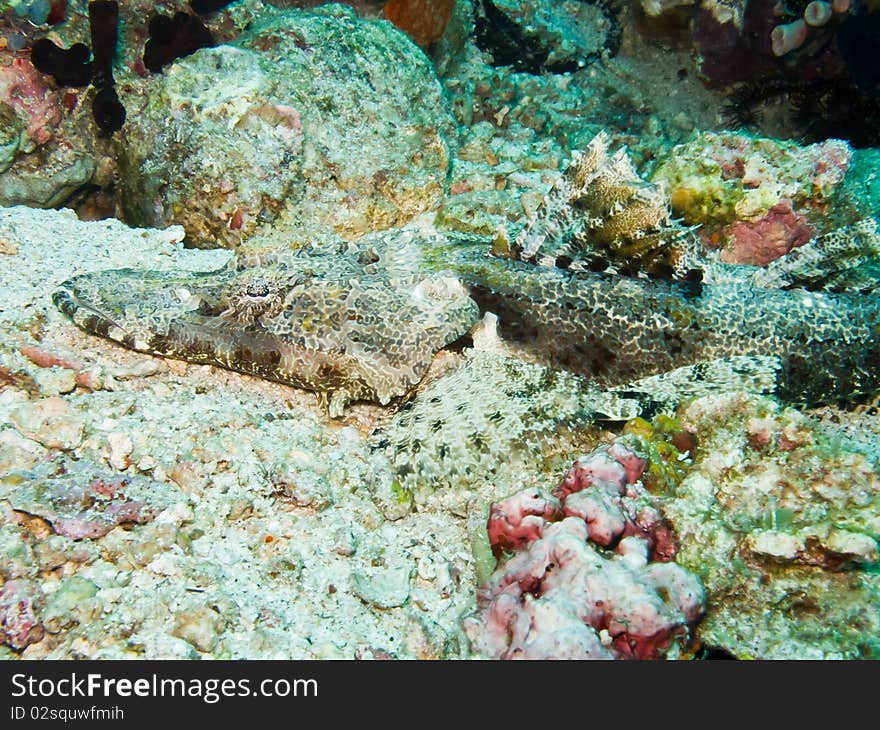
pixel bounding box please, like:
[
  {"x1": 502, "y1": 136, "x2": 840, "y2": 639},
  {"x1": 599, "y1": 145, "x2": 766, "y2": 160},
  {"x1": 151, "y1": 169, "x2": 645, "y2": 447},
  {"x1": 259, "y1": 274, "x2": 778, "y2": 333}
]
[
  {"x1": 665, "y1": 393, "x2": 880, "y2": 659},
  {"x1": 117, "y1": 4, "x2": 457, "y2": 249},
  {"x1": 651, "y1": 131, "x2": 852, "y2": 265}
]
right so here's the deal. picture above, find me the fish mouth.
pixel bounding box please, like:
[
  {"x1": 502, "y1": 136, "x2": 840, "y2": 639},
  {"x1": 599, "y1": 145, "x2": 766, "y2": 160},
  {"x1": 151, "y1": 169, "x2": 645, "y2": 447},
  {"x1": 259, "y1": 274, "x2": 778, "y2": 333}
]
[
  {"x1": 53, "y1": 277, "x2": 141, "y2": 348},
  {"x1": 52, "y1": 268, "x2": 291, "y2": 371},
  {"x1": 52, "y1": 268, "x2": 218, "y2": 353}
]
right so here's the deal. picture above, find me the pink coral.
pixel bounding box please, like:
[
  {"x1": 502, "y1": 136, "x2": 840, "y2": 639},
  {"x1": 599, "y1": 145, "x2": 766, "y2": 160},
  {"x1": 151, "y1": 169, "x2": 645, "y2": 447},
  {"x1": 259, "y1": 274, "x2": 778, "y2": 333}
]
[
  {"x1": 0, "y1": 58, "x2": 61, "y2": 147},
  {"x1": 0, "y1": 579, "x2": 44, "y2": 651},
  {"x1": 465, "y1": 443, "x2": 705, "y2": 660},
  {"x1": 464, "y1": 518, "x2": 705, "y2": 660},
  {"x1": 487, "y1": 489, "x2": 562, "y2": 557},
  {"x1": 552, "y1": 442, "x2": 673, "y2": 559},
  {"x1": 721, "y1": 200, "x2": 814, "y2": 265}
]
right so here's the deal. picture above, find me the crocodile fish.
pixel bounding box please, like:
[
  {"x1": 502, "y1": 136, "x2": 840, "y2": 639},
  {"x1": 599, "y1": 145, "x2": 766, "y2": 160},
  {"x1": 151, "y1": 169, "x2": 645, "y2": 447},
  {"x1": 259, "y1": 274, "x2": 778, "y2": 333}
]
[
  {"x1": 53, "y1": 134, "x2": 880, "y2": 414},
  {"x1": 53, "y1": 224, "x2": 880, "y2": 413}
]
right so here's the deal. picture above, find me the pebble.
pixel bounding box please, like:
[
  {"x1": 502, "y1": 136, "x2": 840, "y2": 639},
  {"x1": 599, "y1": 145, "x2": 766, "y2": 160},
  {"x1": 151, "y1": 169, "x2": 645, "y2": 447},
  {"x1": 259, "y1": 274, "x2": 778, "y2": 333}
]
[
  {"x1": 746, "y1": 530, "x2": 804, "y2": 561},
  {"x1": 33, "y1": 535, "x2": 97, "y2": 572},
  {"x1": 404, "y1": 615, "x2": 450, "y2": 660},
  {"x1": 0, "y1": 524, "x2": 37, "y2": 579},
  {"x1": 0, "y1": 429, "x2": 47, "y2": 476},
  {"x1": 42, "y1": 576, "x2": 101, "y2": 634},
  {"x1": 825, "y1": 530, "x2": 878, "y2": 564},
  {"x1": 172, "y1": 606, "x2": 225, "y2": 653},
  {"x1": 107, "y1": 431, "x2": 133, "y2": 470},
  {"x1": 369, "y1": 475, "x2": 413, "y2": 521},
  {"x1": 139, "y1": 632, "x2": 200, "y2": 660},
  {"x1": 33, "y1": 367, "x2": 78, "y2": 396},
  {"x1": 9, "y1": 396, "x2": 84, "y2": 450},
  {"x1": 168, "y1": 460, "x2": 209, "y2": 495},
  {"x1": 127, "y1": 523, "x2": 179, "y2": 568},
  {"x1": 332, "y1": 527, "x2": 357, "y2": 557},
  {"x1": 0, "y1": 234, "x2": 18, "y2": 255},
  {"x1": 276, "y1": 472, "x2": 333, "y2": 510},
  {"x1": 351, "y1": 565, "x2": 412, "y2": 609},
  {"x1": 110, "y1": 360, "x2": 167, "y2": 380},
  {"x1": 226, "y1": 498, "x2": 253, "y2": 521},
  {"x1": 0, "y1": 578, "x2": 44, "y2": 650}
]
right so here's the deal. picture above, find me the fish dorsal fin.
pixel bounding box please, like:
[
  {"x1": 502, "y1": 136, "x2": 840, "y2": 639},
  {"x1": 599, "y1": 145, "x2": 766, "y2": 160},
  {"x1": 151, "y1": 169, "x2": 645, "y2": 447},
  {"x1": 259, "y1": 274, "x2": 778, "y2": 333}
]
[
  {"x1": 511, "y1": 131, "x2": 700, "y2": 283},
  {"x1": 750, "y1": 218, "x2": 880, "y2": 293}
]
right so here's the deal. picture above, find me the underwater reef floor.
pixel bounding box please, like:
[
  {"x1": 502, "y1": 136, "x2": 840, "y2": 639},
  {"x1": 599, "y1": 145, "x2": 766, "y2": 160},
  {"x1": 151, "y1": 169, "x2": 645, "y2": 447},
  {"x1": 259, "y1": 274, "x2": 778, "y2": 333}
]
[{"x1": 1, "y1": 207, "x2": 879, "y2": 659}]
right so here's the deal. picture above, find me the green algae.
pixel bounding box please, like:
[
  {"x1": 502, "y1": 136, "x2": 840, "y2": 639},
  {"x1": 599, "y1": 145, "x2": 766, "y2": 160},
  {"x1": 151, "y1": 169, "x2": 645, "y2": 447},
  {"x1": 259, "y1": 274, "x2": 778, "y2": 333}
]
[{"x1": 623, "y1": 415, "x2": 692, "y2": 495}]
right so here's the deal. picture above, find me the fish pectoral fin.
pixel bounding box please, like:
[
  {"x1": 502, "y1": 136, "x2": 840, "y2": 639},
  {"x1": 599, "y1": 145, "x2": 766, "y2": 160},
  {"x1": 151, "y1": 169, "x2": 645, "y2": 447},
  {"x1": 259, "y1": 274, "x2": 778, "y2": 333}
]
[
  {"x1": 589, "y1": 392, "x2": 650, "y2": 423},
  {"x1": 751, "y1": 218, "x2": 880, "y2": 293}
]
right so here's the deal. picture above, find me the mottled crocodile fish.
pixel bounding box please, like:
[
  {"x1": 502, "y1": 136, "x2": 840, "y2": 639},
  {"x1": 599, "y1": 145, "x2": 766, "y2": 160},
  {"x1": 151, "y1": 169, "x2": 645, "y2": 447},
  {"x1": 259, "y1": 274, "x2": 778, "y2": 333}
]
[
  {"x1": 53, "y1": 134, "x2": 880, "y2": 416},
  {"x1": 53, "y1": 226, "x2": 880, "y2": 412}
]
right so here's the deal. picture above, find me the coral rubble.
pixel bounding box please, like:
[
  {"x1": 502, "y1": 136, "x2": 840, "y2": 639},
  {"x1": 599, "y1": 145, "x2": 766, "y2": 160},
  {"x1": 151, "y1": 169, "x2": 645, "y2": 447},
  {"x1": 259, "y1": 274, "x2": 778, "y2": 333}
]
[
  {"x1": 0, "y1": 456, "x2": 167, "y2": 540},
  {"x1": 666, "y1": 393, "x2": 880, "y2": 658}
]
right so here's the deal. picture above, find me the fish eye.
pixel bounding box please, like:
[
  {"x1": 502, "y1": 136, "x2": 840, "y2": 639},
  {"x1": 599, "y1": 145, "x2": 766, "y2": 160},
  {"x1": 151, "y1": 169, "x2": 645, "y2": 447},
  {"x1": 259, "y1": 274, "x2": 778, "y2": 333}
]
[{"x1": 245, "y1": 281, "x2": 272, "y2": 298}]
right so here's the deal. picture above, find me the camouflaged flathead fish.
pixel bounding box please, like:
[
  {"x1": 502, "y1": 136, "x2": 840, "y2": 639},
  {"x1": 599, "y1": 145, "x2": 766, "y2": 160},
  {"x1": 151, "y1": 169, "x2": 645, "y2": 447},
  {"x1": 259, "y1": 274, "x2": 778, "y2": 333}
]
[{"x1": 53, "y1": 134, "x2": 880, "y2": 417}]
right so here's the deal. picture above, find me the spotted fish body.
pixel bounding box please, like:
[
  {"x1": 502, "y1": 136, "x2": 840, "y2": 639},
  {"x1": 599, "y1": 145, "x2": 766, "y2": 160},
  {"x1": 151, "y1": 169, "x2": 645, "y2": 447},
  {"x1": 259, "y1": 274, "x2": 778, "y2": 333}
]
[
  {"x1": 53, "y1": 242, "x2": 480, "y2": 417},
  {"x1": 53, "y1": 228, "x2": 880, "y2": 414},
  {"x1": 444, "y1": 240, "x2": 880, "y2": 407}
]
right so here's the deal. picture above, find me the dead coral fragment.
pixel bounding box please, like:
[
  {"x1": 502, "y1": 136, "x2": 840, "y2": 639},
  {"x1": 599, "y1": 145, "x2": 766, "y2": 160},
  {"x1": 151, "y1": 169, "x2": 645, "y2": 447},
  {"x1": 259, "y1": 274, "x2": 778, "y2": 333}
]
[
  {"x1": 0, "y1": 457, "x2": 168, "y2": 540},
  {"x1": 513, "y1": 131, "x2": 693, "y2": 279},
  {"x1": 667, "y1": 392, "x2": 880, "y2": 658}
]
